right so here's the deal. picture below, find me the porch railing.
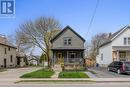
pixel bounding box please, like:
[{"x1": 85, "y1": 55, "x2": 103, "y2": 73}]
[{"x1": 65, "y1": 58, "x2": 84, "y2": 65}]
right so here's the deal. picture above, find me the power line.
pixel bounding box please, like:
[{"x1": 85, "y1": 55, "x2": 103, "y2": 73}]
[{"x1": 86, "y1": 0, "x2": 100, "y2": 37}]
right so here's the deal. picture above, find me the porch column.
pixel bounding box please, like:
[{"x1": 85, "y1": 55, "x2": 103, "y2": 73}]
[
  {"x1": 67, "y1": 50, "x2": 68, "y2": 64},
  {"x1": 53, "y1": 51, "x2": 56, "y2": 66},
  {"x1": 117, "y1": 50, "x2": 119, "y2": 61}
]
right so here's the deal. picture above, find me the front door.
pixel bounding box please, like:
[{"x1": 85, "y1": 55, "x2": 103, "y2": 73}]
[
  {"x1": 4, "y1": 59, "x2": 7, "y2": 68},
  {"x1": 17, "y1": 57, "x2": 21, "y2": 66},
  {"x1": 57, "y1": 52, "x2": 63, "y2": 64}
]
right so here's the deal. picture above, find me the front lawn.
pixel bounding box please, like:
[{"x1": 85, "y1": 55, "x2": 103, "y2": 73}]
[
  {"x1": 20, "y1": 69, "x2": 54, "y2": 78},
  {"x1": 59, "y1": 71, "x2": 89, "y2": 78}
]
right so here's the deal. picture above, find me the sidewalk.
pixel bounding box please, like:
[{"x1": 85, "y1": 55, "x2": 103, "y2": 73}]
[{"x1": 0, "y1": 78, "x2": 130, "y2": 84}]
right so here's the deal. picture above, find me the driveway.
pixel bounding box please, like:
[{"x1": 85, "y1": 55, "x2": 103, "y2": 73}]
[
  {"x1": 0, "y1": 67, "x2": 42, "y2": 79},
  {"x1": 88, "y1": 67, "x2": 130, "y2": 78}
]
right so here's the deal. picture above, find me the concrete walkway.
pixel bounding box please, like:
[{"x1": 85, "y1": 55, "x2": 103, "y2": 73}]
[
  {"x1": 51, "y1": 72, "x2": 60, "y2": 79},
  {"x1": 0, "y1": 67, "x2": 42, "y2": 79},
  {"x1": 85, "y1": 72, "x2": 97, "y2": 78},
  {"x1": 0, "y1": 66, "x2": 42, "y2": 84}
]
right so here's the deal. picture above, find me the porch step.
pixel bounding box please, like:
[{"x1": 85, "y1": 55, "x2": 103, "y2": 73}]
[{"x1": 52, "y1": 65, "x2": 62, "y2": 72}]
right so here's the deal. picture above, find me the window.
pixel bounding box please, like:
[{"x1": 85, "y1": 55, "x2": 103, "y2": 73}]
[
  {"x1": 119, "y1": 51, "x2": 126, "y2": 61},
  {"x1": 68, "y1": 51, "x2": 76, "y2": 58},
  {"x1": 10, "y1": 55, "x2": 13, "y2": 62},
  {"x1": 5, "y1": 48, "x2": 7, "y2": 54},
  {"x1": 128, "y1": 38, "x2": 130, "y2": 45},
  {"x1": 124, "y1": 38, "x2": 127, "y2": 45},
  {"x1": 101, "y1": 53, "x2": 103, "y2": 61},
  {"x1": 124, "y1": 37, "x2": 130, "y2": 45},
  {"x1": 8, "y1": 47, "x2": 10, "y2": 51},
  {"x1": 64, "y1": 37, "x2": 72, "y2": 45}
]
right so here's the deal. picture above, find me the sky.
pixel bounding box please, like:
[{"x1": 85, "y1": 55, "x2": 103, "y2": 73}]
[{"x1": 0, "y1": 0, "x2": 130, "y2": 44}]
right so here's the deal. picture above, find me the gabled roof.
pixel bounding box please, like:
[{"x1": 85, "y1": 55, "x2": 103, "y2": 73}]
[
  {"x1": 0, "y1": 35, "x2": 17, "y2": 49},
  {"x1": 100, "y1": 25, "x2": 130, "y2": 47},
  {"x1": 51, "y1": 25, "x2": 85, "y2": 43},
  {"x1": 0, "y1": 42, "x2": 17, "y2": 49}
]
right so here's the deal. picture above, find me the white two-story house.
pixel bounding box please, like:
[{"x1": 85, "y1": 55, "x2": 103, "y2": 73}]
[{"x1": 96, "y1": 25, "x2": 130, "y2": 67}]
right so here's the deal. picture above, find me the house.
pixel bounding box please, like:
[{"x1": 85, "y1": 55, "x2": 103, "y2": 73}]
[
  {"x1": 16, "y1": 52, "x2": 26, "y2": 67},
  {"x1": 51, "y1": 26, "x2": 85, "y2": 68},
  {"x1": 96, "y1": 25, "x2": 130, "y2": 67},
  {"x1": 0, "y1": 35, "x2": 25, "y2": 68}
]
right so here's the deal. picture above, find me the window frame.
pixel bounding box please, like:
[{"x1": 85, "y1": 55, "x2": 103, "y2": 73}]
[
  {"x1": 124, "y1": 37, "x2": 130, "y2": 45},
  {"x1": 63, "y1": 37, "x2": 72, "y2": 45},
  {"x1": 5, "y1": 48, "x2": 7, "y2": 54},
  {"x1": 8, "y1": 47, "x2": 10, "y2": 51},
  {"x1": 124, "y1": 37, "x2": 127, "y2": 45},
  {"x1": 128, "y1": 38, "x2": 130, "y2": 45},
  {"x1": 10, "y1": 55, "x2": 13, "y2": 62},
  {"x1": 101, "y1": 53, "x2": 103, "y2": 61}
]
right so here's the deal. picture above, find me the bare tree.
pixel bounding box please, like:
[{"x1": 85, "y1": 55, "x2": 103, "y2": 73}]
[
  {"x1": 89, "y1": 33, "x2": 109, "y2": 59},
  {"x1": 16, "y1": 17, "x2": 61, "y2": 68}
]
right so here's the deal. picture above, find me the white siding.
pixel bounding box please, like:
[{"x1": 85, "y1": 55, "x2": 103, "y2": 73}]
[
  {"x1": 112, "y1": 28, "x2": 130, "y2": 46},
  {"x1": 96, "y1": 43, "x2": 112, "y2": 66}
]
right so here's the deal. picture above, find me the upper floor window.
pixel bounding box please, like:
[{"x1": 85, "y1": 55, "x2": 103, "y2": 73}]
[
  {"x1": 124, "y1": 37, "x2": 130, "y2": 45},
  {"x1": 10, "y1": 55, "x2": 13, "y2": 62},
  {"x1": 64, "y1": 37, "x2": 72, "y2": 45},
  {"x1": 5, "y1": 48, "x2": 7, "y2": 54},
  {"x1": 101, "y1": 53, "x2": 103, "y2": 61},
  {"x1": 8, "y1": 47, "x2": 10, "y2": 51},
  {"x1": 128, "y1": 38, "x2": 130, "y2": 45}
]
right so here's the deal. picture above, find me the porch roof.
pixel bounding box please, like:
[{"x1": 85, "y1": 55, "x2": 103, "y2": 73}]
[
  {"x1": 51, "y1": 47, "x2": 85, "y2": 50},
  {"x1": 112, "y1": 46, "x2": 130, "y2": 51}
]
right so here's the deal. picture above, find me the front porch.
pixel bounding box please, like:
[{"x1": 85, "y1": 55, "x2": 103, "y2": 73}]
[
  {"x1": 51, "y1": 50, "x2": 84, "y2": 66},
  {"x1": 112, "y1": 46, "x2": 130, "y2": 61}
]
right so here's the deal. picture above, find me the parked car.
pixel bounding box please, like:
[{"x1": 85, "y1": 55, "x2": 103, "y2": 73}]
[{"x1": 107, "y1": 61, "x2": 130, "y2": 74}]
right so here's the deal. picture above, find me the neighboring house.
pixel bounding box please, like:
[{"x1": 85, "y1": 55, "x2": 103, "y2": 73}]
[
  {"x1": 16, "y1": 52, "x2": 26, "y2": 67},
  {"x1": 96, "y1": 25, "x2": 130, "y2": 67},
  {"x1": 51, "y1": 26, "x2": 85, "y2": 67},
  {"x1": 0, "y1": 35, "x2": 25, "y2": 68},
  {"x1": 28, "y1": 55, "x2": 40, "y2": 66}
]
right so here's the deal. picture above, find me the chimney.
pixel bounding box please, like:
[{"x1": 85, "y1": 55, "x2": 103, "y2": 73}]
[
  {"x1": 108, "y1": 33, "x2": 112, "y2": 38},
  {"x1": 0, "y1": 34, "x2": 6, "y2": 44}
]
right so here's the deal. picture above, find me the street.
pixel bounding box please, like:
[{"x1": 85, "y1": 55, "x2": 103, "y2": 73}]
[
  {"x1": 0, "y1": 83, "x2": 130, "y2": 87},
  {"x1": 89, "y1": 67, "x2": 130, "y2": 78}
]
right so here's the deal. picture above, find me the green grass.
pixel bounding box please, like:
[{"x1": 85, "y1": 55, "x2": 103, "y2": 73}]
[
  {"x1": 16, "y1": 80, "x2": 95, "y2": 83},
  {"x1": 59, "y1": 71, "x2": 89, "y2": 78},
  {"x1": 20, "y1": 69, "x2": 54, "y2": 78}
]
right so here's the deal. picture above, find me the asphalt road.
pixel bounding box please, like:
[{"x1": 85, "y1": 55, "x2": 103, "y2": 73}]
[
  {"x1": 89, "y1": 67, "x2": 130, "y2": 78},
  {"x1": 0, "y1": 83, "x2": 130, "y2": 87}
]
